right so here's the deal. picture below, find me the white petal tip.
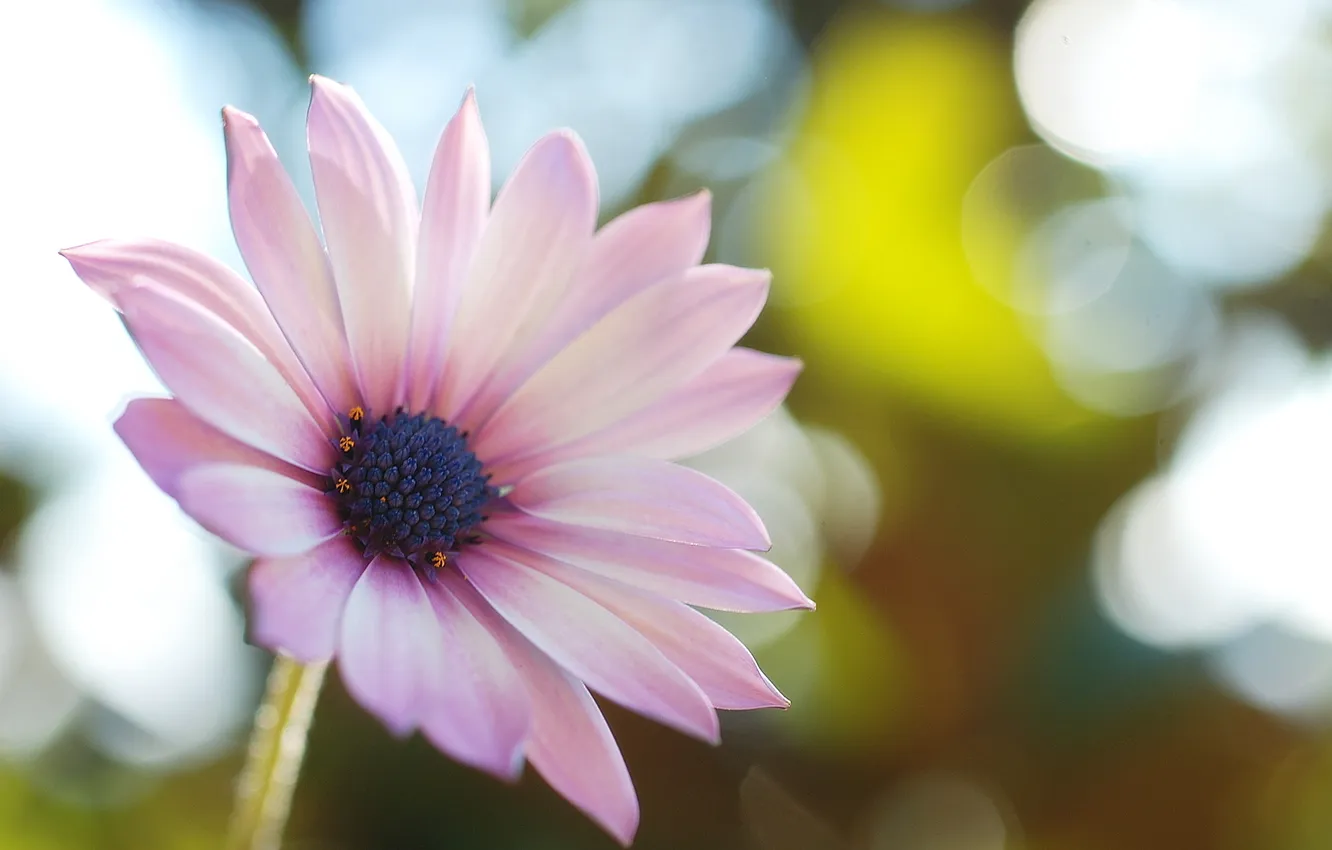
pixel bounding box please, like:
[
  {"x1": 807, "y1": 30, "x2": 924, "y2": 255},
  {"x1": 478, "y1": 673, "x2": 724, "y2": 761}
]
[
  {"x1": 486, "y1": 745, "x2": 528, "y2": 783},
  {"x1": 59, "y1": 242, "x2": 123, "y2": 298},
  {"x1": 442, "y1": 746, "x2": 527, "y2": 784},
  {"x1": 57, "y1": 241, "x2": 99, "y2": 262},
  {"x1": 375, "y1": 713, "x2": 416, "y2": 739},
  {"x1": 593, "y1": 808, "x2": 640, "y2": 847},
  {"x1": 697, "y1": 715, "x2": 723, "y2": 746},
  {"x1": 531, "y1": 128, "x2": 592, "y2": 164},
  {"x1": 500, "y1": 749, "x2": 527, "y2": 783},
  {"x1": 500, "y1": 754, "x2": 526, "y2": 784},
  {"x1": 763, "y1": 676, "x2": 792, "y2": 709},
  {"x1": 450, "y1": 87, "x2": 482, "y2": 127},
  {"x1": 745, "y1": 522, "x2": 774, "y2": 553},
  {"x1": 308, "y1": 74, "x2": 354, "y2": 104},
  {"x1": 220, "y1": 105, "x2": 254, "y2": 126},
  {"x1": 667, "y1": 711, "x2": 721, "y2": 746},
  {"x1": 353, "y1": 689, "x2": 418, "y2": 738},
  {"x1": 685, "y1": 187, "x2": 713, "y2": 209}
]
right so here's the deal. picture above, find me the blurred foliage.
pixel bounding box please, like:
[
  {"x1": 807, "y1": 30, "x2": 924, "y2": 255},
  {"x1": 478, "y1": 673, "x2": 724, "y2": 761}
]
[{"x1": 0, "y1": 468, "x2": 35, "y2": 566}]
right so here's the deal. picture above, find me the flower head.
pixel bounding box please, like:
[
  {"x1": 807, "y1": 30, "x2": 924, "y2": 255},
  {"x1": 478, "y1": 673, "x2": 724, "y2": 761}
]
[{"x1": 62, "y1": 76, "x2": 810, "y2": 844}]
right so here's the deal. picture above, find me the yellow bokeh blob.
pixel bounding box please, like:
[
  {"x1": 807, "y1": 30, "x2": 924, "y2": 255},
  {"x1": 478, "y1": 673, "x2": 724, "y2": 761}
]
[{"x1": 758, "y1": 12, "x2": 1094, "y2": 439}]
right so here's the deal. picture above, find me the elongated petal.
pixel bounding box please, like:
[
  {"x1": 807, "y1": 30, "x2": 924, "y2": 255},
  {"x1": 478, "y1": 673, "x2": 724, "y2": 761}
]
[
  {"x1": 486, "y1": 513, "x2": 813, "y2": 612},
  {"x1": 433, "y1": 130, "x2": 598, "y2": 419},
  {"x1": 406, "y1": 90, "x2": 490, "y2": 412},
  {"x1": 116, "y1": 286, "x2": 332, "y2": 471},
  {"x1": 223, "y1": 106, "x2": 361, "y2": 417},
  {"x1": 338, "y1": 556, "x2": 438, "y2": 736},
  {"x1": 448, "y1": 576, "x2": 637, "y2": 845},
  {"x1": 418, "y1": 573, "x2": 530, "y2": 780},
  {"x1": 544, "y1": 348, "x2": 801, "y2": 464},
  {"x1": 307, "y1": 76, "x2": 417, "y2": 413},
  {"x1": 458, "y1": 544, "x2": 719, "y2": 743},
  {"x1": 115, "y1": 397, "x2": 321, "y2": 498},
  {"x1": 508, "y1": 456, "x2": 769, "y2": 550},
  {"x1": 248, "y1": 536, "x2": 366, "y2": 662},
  {"x1": 525, "y1": 669, "x2": 638, "y2": 846},
  {"x1": 475, "y1": 265, "x2": 769, "y2": 471},
  {"x1": 177, "y1": 463, "x2": 342, "y2": 557},
  {"x1": 456, "y1": 191, "x2": 710, "y2": 430},
  {"x1": 575, "y1": 189, "x2": 712, "y2": 315},
  {"x1": 529, "y1": 562, "x2": 787, "y2": 710},
  {"x1": 61, "y1": 239, "x2": 334, "y2": 433}
]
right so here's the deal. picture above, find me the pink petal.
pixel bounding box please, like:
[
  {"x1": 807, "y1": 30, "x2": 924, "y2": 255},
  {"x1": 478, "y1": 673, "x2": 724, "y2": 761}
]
[
  {"x1": 544, "y1": 348, "x2": 801, "y2": 464},
  {"x1": 223, "y1": 106, "x2": 361, "y2": 417},
  {"x1": 176, "y1": 463, "x2": 342, "y2": 557},
  {"x1": 486, "y1": 513, "x2": 813, "y2": 613},
  {"x1": 458, "y1": 543, "x2": 719, "y2": 743},
  {"x1": 338, "y1": 556, "x2": 438, "y2": 736},
  {"x1": 114, "y1": 397, "x2": 322, "y2": 498},
  {"x1": 417, "y1": 571, "x2": 530, "y2": 780},
  {"x1": 307, "y1": 76, "x2": 417, "y2": 413},
  {"x1": 507, "y1": 456, "x2": 770, "y2": 550},
  {"x1": 116, "y1": 286, "x2": 332, "y2": 472},
  {"x1": 524, "y1": 669, "x2": 639, "y2": 846},
  {"x1": 61, "y1": 239, "x2": 335, "y2": 433},
  {"x1": 433, "y1": 130, "x2": 598, "y2": 420},
  {"x1": 405, "y1": 89, "x2": 490, "y2": 412},
  {"x1": 449, "y1": 577, "x2": 637, "y2": 845},
  {"x1": 527, "y1": 561, "x2": 787, "y2": 710},
  {"x1": 574, "y1": 189, "x2": 712, "y2": 317},
  {"x1": 455, "y1": 190, "x2": 711, "y2": 431},
  {"x1": 474, "y1": 265, "x2": 769, "y2": 473},
  {"x1": 248, "y1": 535, "x2": 366, "y2": 662}
]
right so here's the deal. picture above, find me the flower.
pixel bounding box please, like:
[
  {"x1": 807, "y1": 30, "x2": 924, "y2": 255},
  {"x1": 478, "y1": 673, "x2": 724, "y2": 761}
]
[{"x1": 59, "y1": 76, "x2": 811, "y2": 844}]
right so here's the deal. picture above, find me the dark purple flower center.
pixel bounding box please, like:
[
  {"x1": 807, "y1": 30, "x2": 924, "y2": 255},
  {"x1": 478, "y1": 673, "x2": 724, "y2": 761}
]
[{"x1": 328, "y1": 407, "x2": 494, "y2": 565}]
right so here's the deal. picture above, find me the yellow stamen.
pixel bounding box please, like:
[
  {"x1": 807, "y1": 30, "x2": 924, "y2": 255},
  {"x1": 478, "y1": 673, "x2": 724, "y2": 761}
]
[
  {"x1": 430, "y1": 552, "x2": 447, "y2": 569},
  {"x1": 348, "y1": 406, "x2": 364, "y2": 422},
  {"x1": 338, "y1": 436, "x2": 355, "y2": 452},
  {"x1": 334, "y1": 478, "x2": 351, "y2": 494}
]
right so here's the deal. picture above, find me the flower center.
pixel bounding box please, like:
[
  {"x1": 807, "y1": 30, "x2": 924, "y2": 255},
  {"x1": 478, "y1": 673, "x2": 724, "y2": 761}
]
[{"x1": 329, "y1": 407, "x2": 494, "y2": 566}]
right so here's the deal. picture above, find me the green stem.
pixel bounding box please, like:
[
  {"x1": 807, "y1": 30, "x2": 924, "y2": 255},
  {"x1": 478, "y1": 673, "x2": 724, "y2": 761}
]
[{"x1": 225, "y1": 655, "x2": 327, "y2": 850}]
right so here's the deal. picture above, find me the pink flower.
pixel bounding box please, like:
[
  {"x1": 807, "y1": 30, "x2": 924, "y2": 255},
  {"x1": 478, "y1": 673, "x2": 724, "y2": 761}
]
[{"x1": 62, "y1": 76, "x2": 809, "y2": 844}]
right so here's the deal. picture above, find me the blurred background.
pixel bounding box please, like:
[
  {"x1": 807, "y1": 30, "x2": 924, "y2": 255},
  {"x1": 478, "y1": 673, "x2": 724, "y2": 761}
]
[{"x1": 3, "y1": 0, "x2": 1332, "y2": 846}]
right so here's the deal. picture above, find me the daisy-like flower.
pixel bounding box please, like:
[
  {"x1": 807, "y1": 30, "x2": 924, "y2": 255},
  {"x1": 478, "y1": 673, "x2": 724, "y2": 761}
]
[{"x1": 61, "y1": 76, "x2": 810, "y2": 844}]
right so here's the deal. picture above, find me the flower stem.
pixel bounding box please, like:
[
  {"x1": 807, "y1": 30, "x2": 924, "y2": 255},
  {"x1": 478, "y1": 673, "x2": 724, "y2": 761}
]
[{"x1": 225, "y1": 655, "x2": 328, "y2": 850}]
